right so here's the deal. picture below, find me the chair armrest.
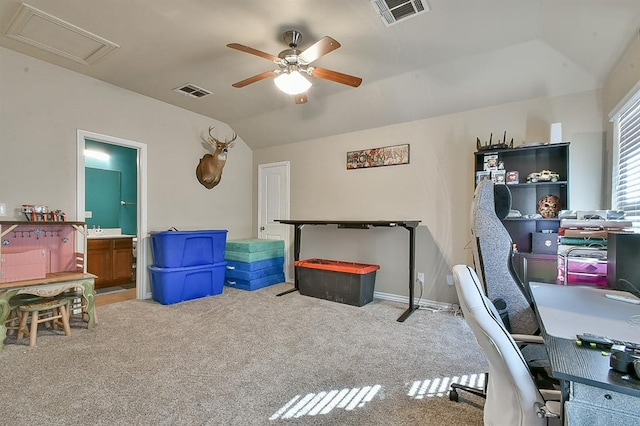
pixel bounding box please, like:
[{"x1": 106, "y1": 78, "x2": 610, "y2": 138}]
[
  {"x1": 534, "y1": 391, "x2": 562, "y2": 419},
  {"x1": 511, "y1": 334, "x2": 545, "y2": 344},
  {"x1": 535, "y1": 399, "x2": 562, "y2": 419},
  {"x1": 540, "y1": 389, "x2": 561, "y2": 401}
]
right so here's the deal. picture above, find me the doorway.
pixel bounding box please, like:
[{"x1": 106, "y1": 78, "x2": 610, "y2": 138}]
[
  {"x1": 76, "y1": 130, "x2": 149, "y2": 300},
  {"x1": 257, "y1": 161, "x2": 291, "y2": 281}
]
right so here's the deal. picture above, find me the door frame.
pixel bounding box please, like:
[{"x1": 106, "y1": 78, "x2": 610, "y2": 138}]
[
  {"x1": 257, "y1": 161, "x2": 291, "y2": 282},
  {"x1": 76, "y1": 129, "x2": 149, "y2": 300}
]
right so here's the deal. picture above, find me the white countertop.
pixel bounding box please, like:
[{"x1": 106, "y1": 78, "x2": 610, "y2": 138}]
[
  {"x1": 86, "y1": 228, "x2": 135, "y2": 239},
  {"x1": 87, "y1": 234, "x2": 135, "y2": 239}
]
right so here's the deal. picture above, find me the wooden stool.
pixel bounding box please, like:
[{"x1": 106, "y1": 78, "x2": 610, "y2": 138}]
[
  {"x1": 4, "y1": 294, "x2": 47, "y2": 336},
  {"x1": 16, "y1": 299, "x2": 71, "y2": 346},
  {"x1": 61, "y1": 289, "x2": 97, "y2": 325}
]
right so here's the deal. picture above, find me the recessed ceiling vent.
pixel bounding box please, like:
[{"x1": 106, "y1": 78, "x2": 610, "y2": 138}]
[
  {"x1": 370, "y1": 0, "x2": 431, "y2": 26},
  {"x1": 173, "y1": 83, "x2": 212, "y2": 99}
]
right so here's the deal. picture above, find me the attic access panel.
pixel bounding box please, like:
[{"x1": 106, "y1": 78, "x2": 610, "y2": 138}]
[{"x1": 4, "y1": 3, "x2": 119, "y2": 65}]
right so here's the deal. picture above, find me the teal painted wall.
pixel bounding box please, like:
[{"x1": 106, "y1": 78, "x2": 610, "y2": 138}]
[
  {"x1": 85, "y1": 140, "x2": 137, "y2": 235},
  {"x1": 86, "y1": 168, "x2": 120, "y2": 228}
]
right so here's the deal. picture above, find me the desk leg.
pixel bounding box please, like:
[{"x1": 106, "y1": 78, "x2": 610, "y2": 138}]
[
  {"x1": 560, "y1": 379, "x2": 569, "y2": 425},
  {"x1": 80, "y1": 280, "x2": 97, "y2": 329},
  {"x1": 397, "y1": 225, "x2": 418, "y2": 322},
  {"x1": 277, "y1": 224, "x2": 302, "y2": 296}
]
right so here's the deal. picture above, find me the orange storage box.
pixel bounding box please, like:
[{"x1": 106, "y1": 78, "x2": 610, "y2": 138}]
[{"x1": 294, "y1": 258, "x2": 379, "y2": 307}]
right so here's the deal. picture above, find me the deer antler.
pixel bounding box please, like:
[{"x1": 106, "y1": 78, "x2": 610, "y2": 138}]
[{"x1": 206, "y1": 126, "x2": 237, "y2": 145}]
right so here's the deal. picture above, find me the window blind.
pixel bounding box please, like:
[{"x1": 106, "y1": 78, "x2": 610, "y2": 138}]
[{"x1": 615, "y1": 97, "x2": 640, "y2": 218}]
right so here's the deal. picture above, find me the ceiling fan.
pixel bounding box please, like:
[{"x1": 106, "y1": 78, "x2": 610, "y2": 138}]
[{"x1": 227, "y1": 30, "x2": 362, "y2": 104}]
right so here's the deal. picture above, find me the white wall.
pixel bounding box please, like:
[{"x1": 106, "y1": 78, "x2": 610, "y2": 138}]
[
  {"x1": 0, "y1": 47, "x2": 254, "y2": 292},
  {"x1": 254, "y1": 90, "x2": 605, "y2": 303}
]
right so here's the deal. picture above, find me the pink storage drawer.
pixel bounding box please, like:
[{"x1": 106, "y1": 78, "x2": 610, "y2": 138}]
[
  {"x1": 0, "y1": 248, "x2": 47, "y2": 283},
  {"x1": 567, "y1": 259, "x2": 607, "y2": 275},
  {"x1": 566, "y1": 273, "x2": 608, "y2": 286},
  {"x1": 557, "y1": 258, "x2": 608, "y2": 287}
]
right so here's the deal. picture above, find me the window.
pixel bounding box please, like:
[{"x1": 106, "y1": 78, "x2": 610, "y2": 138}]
[{"x1": 612, "y1": 91, "x2": 640, "y2": 219}]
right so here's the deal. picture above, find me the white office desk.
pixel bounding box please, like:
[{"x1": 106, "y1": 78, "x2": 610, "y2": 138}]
[
  {"x1": 531, "y1": 283, "x2": 640, "y2": 343},
  {"x1": 530, "y1": 283, "x2": 640, "y2": 425}
]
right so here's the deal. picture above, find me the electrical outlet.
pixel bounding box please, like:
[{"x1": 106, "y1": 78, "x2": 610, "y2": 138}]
[
  {"x1": 417, "y1": 272, "x2": 425, "y2": 285},
  {"x1": 0, "y1": 203, "x2": 6, "y2": 216},
  {"x1": 446, "y1": 275, "x2": 454, "y2": 286}
]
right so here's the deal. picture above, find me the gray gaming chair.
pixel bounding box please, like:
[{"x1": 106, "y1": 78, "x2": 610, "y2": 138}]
[
  {"x1": 470, "y1": 179, "x2": 539, "y2": 336},
  {"x1": 451, "y1": 180, "x2": 556, "y2": 404},
  {"x1": 451, "y1": 265, "x2": 560, "y2": 425}
]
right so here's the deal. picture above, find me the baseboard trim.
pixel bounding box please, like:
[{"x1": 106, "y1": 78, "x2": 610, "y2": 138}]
[{"x1": 374, "y1": 290, "x2": 454, "y2": 311}]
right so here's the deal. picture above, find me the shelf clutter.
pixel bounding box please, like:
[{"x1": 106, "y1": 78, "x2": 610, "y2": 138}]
[
  {"x1": 21, "y1": 204, "x2": 67, "y2": 222},
  {"x1": 474, "y1": 143, "x2": 569, "y2": 255},
  {"x1": 224, "y1": 239, "x2": 285, "y2": 291},
  {"x1": 556, "y1": 214, "x2": 633, "y2": 287}
]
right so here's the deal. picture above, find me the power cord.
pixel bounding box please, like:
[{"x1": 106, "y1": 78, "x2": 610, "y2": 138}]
[
  {"x1": 414, "y1": 276, "x2": 458, "y2": 313},
  {"x1": 416, "y1": 276, "x2": 424, "y2": 308}
]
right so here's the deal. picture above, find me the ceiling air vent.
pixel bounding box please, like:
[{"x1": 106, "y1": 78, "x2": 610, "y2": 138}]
[
  {"x1": 173, "y1": 83, "x2": 212, "y2": 99},
  {"x1": 370, "y1": 0, "x2": 431, "y2": 26}
]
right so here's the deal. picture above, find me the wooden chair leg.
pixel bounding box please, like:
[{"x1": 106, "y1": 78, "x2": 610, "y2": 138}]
[
  {"x1": 29, "y1": 311, "x2": 38, "y2": 347},
  {"x1": 58, "y1": 305, "x2": 71, "y2": 336},
  {"x1": 5, "y1": 311, "x2": 20, "y2": 336},
  {"x1": 51, "y1": 309, "x2": 59, "y2": 330},
  {"x1": 17, "y1": 310, "x2": 29, "y2": 340}
]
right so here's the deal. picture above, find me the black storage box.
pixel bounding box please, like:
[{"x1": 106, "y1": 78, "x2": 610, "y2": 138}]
[
  {"x1": 532, "y1": 232, "x2": 558, "y2": 254},
  {"x1": 294, "y1": 258, "x2": 379, "y2": 307}
]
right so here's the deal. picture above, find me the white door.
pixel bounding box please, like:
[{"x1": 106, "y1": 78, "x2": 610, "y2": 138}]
[{"x1": 258, "y1": 161, "x2": 291, "y2": 281}]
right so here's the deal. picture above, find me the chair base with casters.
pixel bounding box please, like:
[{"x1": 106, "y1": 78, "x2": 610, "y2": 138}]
[
  {"x1": 449, "y1": 374, "x2": 487, "y2": 401},
  {"x1": 16, "y1": 298, "x2": 71, "y2": 347}
]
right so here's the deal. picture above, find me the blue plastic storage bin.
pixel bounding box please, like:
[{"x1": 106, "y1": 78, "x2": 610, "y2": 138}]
[
  {"x1": 149, "y1": 261, "x2": 226, "y2": 305},
  {"x1": 150, "y1": 229, "x2": 227, "y2": 267}
]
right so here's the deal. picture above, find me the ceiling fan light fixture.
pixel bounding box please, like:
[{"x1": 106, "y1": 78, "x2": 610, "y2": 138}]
[{"x1": 274, "y1": 70, "x2": 312, "y2": 95}]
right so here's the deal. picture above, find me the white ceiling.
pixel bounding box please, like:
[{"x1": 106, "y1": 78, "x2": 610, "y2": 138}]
[{"x1": 1, "y1": 0, "x2": 639, "y2": 149}]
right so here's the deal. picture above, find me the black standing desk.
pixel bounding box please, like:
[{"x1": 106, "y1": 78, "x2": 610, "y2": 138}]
[
  {"x1": 530, "y1": 282, "x2": 640, "y2": 424},
  {"x1": 275, "y1": 220, "x2": 421, "y2": 322}
]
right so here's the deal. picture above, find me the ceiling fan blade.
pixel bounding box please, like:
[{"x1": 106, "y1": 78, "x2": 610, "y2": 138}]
[
  {"x1": 227, "y1": 43, "x2": 280, "y2": 62},
  {"x1": 311, "y1": 67, "x2": 362, "y2": 87},
  {"x1": 294, "y1": 93, "x2": 308, "y2": 104},
  {"x1": 298, "y1": 36, "x2": 341, "y2": 64},
  {"x1": 232, "y1": 70, "x2": 278, "y2": 88}
]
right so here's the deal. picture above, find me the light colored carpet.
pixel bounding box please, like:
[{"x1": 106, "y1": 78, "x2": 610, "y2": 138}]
[{"x1": 1, "y1": 283, "x2": 487, "y2": 425}]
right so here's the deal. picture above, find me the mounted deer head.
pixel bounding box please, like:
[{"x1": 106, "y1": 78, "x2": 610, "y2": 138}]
[{"x1": 196, "y1": 126, "x2": 237, "y2": 189}]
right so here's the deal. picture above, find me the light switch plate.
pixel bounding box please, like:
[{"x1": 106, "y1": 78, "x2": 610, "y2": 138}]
[
  {"x1": 0, "y1": 203, "x2": 6, "y2": 216},
  {"x1": 85, "y1": 210, "x2": 93, "y2": 218}
]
